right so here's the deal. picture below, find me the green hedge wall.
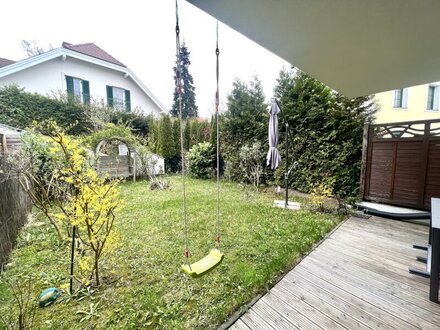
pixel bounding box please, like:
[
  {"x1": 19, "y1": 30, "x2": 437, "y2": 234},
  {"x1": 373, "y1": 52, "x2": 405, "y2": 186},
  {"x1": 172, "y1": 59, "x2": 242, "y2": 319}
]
[{"x1": 0, "y1": 85, "x2": 93, "y2": 135}]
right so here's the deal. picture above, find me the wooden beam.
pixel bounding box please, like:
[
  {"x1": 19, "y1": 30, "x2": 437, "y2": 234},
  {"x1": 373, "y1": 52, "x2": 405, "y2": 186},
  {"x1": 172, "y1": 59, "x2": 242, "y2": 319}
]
[
  {"x1": 1, "y1": 134, "x2": 8, "y2": 154},
  {"x1": 359, "y1": 123, "x2": 369, "y2": 197}
]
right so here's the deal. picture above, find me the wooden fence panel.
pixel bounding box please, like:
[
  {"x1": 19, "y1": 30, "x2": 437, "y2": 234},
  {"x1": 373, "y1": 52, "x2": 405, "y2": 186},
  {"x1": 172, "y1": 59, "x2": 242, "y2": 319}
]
[
  {"x1": 0, "y1": 176, "x2": 32, "y2": 270},
  {"x1": 0, "y1": 129, "x2": 30, "y2": 270},
  {"x1": 393, "y1": 141, "x2": 423, "y2": 206},
  {"x1": 424, "y1": 141, "x2": 440, "y2": 209},
  {"x1": 363, "y1": 119, "x2": 440, "y2": 210},
  {"x1": 366, "y1": 142, "x2": 394, "y2": 200},
  {"x1": 98, "y1": 155, "x2": 132, "y2": 178}
]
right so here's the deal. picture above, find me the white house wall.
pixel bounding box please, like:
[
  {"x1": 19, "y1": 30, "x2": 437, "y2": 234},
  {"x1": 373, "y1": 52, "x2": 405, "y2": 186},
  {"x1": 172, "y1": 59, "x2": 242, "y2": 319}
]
[{"x1": 0, "y1": 56, "x2": 163, "y2": 116}]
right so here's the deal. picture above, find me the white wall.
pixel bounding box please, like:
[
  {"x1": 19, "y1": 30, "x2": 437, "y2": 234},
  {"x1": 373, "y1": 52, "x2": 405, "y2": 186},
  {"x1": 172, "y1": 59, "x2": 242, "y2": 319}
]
[{"x1": 0, "y1": 56, "x2": 163, "y2": 116}]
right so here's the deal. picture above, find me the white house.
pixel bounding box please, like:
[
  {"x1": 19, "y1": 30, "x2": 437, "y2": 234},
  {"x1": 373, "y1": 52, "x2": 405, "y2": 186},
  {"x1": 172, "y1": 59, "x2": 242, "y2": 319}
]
[{"x1": 0, "y1": 42, "x2": 166, "y2": 116}]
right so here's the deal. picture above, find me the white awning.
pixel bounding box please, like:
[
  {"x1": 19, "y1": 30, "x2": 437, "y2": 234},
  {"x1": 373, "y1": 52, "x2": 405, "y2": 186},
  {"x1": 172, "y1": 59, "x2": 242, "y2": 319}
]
[{"x1": 187, "y1": 0, "x2": 440, "y2": 98}]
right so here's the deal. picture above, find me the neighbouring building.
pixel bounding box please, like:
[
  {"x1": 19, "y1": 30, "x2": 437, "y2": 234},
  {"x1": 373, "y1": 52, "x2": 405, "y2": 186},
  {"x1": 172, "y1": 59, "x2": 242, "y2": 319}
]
[
  {"x1": 374, "y1": 82, "x2": 440, "y2": 123},
  {"x1": 0, "y1": 42, "x2": 166, "y2": 116}
]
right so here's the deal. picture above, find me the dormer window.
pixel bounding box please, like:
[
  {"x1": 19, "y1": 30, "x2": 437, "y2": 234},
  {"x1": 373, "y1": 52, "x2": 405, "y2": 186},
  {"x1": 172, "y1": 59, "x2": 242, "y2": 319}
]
[{"x1": 66, "y1": 76, "x2": 90, "y2": 105}]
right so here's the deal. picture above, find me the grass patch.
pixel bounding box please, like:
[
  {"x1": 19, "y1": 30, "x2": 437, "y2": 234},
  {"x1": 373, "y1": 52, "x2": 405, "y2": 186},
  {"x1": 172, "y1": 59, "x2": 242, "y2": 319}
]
[{"x1": 0, "y1": 176, "x2": 344, "y2": 329}]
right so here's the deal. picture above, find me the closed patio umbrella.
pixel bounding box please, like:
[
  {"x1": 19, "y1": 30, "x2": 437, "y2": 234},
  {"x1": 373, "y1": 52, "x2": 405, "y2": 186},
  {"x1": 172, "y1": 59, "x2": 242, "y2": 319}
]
[{"x1": 266, "y1": 101, "x2": 281, "y2": 170}]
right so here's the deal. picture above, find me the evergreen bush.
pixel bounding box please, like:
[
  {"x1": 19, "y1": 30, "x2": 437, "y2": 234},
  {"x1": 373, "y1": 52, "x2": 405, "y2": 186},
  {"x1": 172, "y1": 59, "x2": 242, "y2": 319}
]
[
  {"x1": 0, "y1": 85, "x2": 92, "y2": 135},
  {"x1": 187, "y1": 142, "x2": 215, "y2": 179}
]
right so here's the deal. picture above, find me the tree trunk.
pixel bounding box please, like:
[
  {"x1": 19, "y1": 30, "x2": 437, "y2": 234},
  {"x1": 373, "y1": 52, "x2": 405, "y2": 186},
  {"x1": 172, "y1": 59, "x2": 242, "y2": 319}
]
[{"x1": 94, "y1": 252, "x2": 100, "y2": 286}]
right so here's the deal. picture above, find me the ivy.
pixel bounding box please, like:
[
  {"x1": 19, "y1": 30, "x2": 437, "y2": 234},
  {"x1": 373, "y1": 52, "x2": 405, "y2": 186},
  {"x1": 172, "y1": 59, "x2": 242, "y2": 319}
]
[{"x1": 82, "y1": 123, "x2": 140, "y2": 151}]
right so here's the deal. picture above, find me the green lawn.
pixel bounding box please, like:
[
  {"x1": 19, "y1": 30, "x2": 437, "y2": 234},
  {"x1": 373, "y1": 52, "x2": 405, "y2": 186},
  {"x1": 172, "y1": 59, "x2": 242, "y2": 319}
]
[{"x1": 0, "y1": 177, "x2": 344, "y2": 329}]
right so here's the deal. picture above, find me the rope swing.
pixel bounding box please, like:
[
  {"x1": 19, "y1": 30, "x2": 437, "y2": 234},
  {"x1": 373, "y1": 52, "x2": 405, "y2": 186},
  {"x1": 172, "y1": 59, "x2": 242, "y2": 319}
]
[{"x1": 175, "y1": 1, "x2": 224, "y2": 278}]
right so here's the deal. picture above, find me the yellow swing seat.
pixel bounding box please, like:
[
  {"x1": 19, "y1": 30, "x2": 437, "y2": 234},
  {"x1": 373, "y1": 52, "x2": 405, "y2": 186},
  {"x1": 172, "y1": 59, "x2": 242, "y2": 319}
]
[{"x1": 182, "y1": 249, "x2": 224, "y2": 278}]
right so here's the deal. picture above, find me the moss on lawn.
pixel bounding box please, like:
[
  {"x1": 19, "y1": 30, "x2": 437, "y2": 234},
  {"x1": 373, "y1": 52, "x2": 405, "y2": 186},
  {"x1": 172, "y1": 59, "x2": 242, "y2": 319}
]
[{"x1": 0, "y1": 177, "x2": 344, "y2": 329}]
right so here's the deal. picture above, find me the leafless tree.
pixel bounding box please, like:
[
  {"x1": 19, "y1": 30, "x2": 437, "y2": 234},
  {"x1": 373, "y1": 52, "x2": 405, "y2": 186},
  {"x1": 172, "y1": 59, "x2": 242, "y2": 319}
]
[{"x1": 21, "y1": 40, "x2": 52, "y2": 57}]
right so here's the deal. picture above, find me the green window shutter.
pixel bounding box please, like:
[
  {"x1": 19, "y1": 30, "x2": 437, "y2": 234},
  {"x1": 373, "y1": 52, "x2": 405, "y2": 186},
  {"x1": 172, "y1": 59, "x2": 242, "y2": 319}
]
[
  {"x1": 82, "y1": 80, "x2": 90, "y2": 105},
  {"x1": 106, "y1": 85, "x2": 113, "y2": 107},
  {"x1": 66, "y1": 76, "x2": 74, "y2": 101},
  {"x1": 124, "y1": 90, "x2": 131, "y2": 112}
]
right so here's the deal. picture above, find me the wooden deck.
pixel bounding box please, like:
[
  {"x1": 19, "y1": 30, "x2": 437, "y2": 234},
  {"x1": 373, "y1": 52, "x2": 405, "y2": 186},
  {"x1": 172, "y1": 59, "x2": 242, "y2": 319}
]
[{"x1": 228, "y1": 216, "x2": 440, "y2": 330}]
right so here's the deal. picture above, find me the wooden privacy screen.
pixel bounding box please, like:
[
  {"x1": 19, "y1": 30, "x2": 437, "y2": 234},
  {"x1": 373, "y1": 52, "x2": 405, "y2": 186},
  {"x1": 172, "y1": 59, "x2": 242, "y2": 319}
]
[
  {"x1": 362, "y1": 119, "x2": 440, "y2": 210},
  {"x1": 98, "y1": 155, "x2": 132, "y2": 179},
  {"x1": 0, "y1": 133, "x2": 22, "y2": 155},
  {"x1": 95, "y1": 139, "x2": 135, "y2": 180}
]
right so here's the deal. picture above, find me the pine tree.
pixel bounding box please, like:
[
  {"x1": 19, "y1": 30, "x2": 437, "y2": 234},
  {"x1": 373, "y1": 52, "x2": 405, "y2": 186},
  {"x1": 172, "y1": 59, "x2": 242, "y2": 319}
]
[
  {"x1": 273, "y1": 68, "x2": 378, "y2": 196},
  {"x1": 223, "y1": 77, "x2": 267, "y2": 147},
  {"x1": 157, "y1": 115, "x2": 174, "y2": 158},
  {"x1": 172, "y1": 118, "x2": 181, "y2": 157},
  {"x1": 184, "y1": 120, "x2": 191, "y2": 151},
  {"x1": 170, "y1": 43, "x2": 198, "y2": 118},
  {"x1": 222, "y1": 77, "x2": 267, "y2": 181}
]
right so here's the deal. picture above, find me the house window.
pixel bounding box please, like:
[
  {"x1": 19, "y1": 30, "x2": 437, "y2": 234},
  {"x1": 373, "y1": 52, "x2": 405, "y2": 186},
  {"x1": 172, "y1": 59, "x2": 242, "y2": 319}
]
[
  {"x1": 66, "y1": 76, "x2": 90, "y2": 104},
  {"x1": 427, "y1": 85, "x2": 439, "y2": 111},
  {"x1": 106, "y1": 85, "x2": 131, "y2": 112},
  {"x1": 393, "y1": 88, "x2": 408, "y2": 109}
]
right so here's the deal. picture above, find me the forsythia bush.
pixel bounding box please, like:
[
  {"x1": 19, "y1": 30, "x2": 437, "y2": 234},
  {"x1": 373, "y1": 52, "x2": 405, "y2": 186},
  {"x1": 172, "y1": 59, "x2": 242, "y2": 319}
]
[
  {"x1": 17, "y1": 122, "x2": 121, "y2": 286},
  {"x1": 309, "y1": 181, "x2": 334, "y2": 212}
]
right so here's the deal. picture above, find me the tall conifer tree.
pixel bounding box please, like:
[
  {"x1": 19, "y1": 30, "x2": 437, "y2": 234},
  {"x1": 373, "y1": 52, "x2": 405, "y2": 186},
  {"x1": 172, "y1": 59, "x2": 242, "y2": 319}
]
[{"x1": 171, "y1": 43, "x2": 198, "y2": 118}]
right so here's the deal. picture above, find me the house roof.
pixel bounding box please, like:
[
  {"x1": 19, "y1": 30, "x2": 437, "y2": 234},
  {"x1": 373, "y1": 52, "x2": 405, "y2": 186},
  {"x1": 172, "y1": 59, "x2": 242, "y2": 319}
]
[
  {"x1": 0, "y1": 43, "x2": 166, "y2": 114},
  {"x1": 187, "y1": 0, "x2": 440, "y2": 98},
  {"x1": 0, "y1": 57, "x2": 15, "y2": 68},
  {"x1": 62, "y1": 42, "x2": 126, "y2": 67}
]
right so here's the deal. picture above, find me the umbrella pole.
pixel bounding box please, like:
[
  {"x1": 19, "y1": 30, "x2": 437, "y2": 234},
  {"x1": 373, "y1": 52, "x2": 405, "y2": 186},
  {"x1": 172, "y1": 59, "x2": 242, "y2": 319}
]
[{"x1": 285, "y1": 122, "x2": 289, "y2": 208}]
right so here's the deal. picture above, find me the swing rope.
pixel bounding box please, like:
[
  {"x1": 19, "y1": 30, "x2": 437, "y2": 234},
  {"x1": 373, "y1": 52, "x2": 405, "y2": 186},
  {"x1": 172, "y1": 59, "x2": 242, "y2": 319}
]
[
  {"x1": 175, "y1": 0, "x2": 190, "y2": 268},
  {"x1": 176, "y1": 1, "x2": 224, "y2": 278},
  {"x1": 215, "y1": 21, "x2": 221, "y2": 249}
]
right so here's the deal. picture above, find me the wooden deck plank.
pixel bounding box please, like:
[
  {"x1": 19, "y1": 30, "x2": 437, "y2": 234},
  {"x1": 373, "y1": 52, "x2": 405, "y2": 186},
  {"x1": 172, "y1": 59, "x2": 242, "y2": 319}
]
[
  {"x1": 321, "y1": 238, "x2": 431, "y2": 291},
  {"x1": 269, "y1": 286, "x2": 347, "y2": 330},
  {"x1": 311, "y1": 245, "x2": 440, "y2": 318},
  {"x1": 329, "y1": 230, "x2": 422, "y2": 265},
  {"x1": 337, "y1": 223, "x2": 424, "y2": 246},
  {"x1": 250, "y1": 299, "x2": 301, "y2": 330},
  {"x1": 286, "y1": 270, "x2": 402, "y2": 330},
  {"x1": 275, "y1": 279, "x2": 371, "y2": 330},
  {"x1": 293, "y1": 262, "x2": 422, "y2": 330},
  {"x1": 259, "y1": 294, "x2": 322, "y2": 330},
  {"x1": 341, "y1": 219, "x2": 427, "y2": 241},
  {"x1": 300, "y1": 255, "x2": 438, "y2": 329},
  {"x1": 342, "y1": 217, "x2": 427, "y2": 235},
  {"x1": 240, "y1": 309, "x2": 276, "y2": 330},
  {"x1": 228, "y1": 319, "x2": 251, "y2": 330},
  {"x1": 227, "y1": 217, "x2": 439, "y2": 330},
  {"x1": 346, "y1": 217, "x2": 429, "y2": 234},
  {"x1": 333, "y1": 226, "x2": 420, "y2": 252}
]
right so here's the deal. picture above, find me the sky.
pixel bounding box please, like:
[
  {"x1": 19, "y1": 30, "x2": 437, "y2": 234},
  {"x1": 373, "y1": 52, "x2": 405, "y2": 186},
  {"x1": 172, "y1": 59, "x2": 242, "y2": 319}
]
[{"x1": 0, "y1": 0, "x2": 290, "y2": 118}]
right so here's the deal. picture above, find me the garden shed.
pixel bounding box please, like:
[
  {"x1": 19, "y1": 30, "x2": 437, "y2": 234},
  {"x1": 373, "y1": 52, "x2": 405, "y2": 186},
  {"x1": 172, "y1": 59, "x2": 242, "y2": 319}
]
[
  {"x1": 0, "y1": 123, "x2": 23, "y2": 156},
  {"x1": 361, "y1": 119, "x2": 440, "y2": 210},
  {"x1": 95, "y1": 139, "x2": 134, "y2": 179}
]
